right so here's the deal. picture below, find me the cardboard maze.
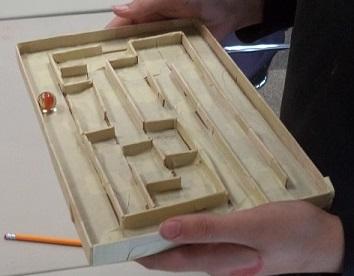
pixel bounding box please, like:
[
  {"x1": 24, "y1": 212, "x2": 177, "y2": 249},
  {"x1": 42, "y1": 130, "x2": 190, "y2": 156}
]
[{"x1": 17, "y1": 21, "x2": 334, "y2": 264}]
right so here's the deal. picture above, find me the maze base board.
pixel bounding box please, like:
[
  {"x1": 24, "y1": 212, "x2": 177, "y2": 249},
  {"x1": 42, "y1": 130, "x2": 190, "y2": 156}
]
[{"x1": 17, "y1": 20, "x2": 334, "y2": 265}]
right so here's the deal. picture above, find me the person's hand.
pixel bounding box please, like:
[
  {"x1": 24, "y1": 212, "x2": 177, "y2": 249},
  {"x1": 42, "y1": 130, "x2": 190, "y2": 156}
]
[
  {"x1": 107, "y1": 0, "x2": 264, "y2": 40},
  {"x1": 137, "y1": 201, "x2": 344, "y2": 275}
]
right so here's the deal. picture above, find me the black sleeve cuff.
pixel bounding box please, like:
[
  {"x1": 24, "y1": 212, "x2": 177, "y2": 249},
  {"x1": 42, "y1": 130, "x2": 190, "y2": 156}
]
[
  {"x1": 236, "y1": 0, "x2": 297, "y2": 43},
  {"x1": 338, "y1": 212, "x2": 354, "y2": 275}
]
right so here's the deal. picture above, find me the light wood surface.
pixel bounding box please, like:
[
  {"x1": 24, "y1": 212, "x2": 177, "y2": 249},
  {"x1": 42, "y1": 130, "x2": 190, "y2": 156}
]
[{"x1": 1, "y1": 0, "x2": 130, "y2": 19}]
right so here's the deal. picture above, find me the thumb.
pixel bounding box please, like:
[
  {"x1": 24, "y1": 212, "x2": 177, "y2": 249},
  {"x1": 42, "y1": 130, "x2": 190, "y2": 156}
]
[
  {"x1": 105, "y1": 16, "x2": 133, "y2": 28},
  {"x1": 113, "y1": 0, "x2": 200, "y2": 20},
  {"x1": 112, "y1": 0, "x2": 166, "y2": 18},
  {"x1": 159, "y1": 212, "x2": 254, "y2": 245}
]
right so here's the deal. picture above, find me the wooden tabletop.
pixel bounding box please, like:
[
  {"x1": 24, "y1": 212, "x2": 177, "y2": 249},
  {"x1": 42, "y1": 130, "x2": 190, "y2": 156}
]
[{"x1": 1, "y1": 0, "x2": 129, "y2": 20}]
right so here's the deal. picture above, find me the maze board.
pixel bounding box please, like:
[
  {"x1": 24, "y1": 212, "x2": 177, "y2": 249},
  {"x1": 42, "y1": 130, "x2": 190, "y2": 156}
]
[{"x1": 17, "y1": 20, "x2": 334, "y2": 265}]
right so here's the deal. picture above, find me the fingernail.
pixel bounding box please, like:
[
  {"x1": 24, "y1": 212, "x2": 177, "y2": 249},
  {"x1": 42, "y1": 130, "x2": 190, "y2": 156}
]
[
  {"x1": 160, "y1": 220, "x2": 181, "y2": 240},
  {"x1": 112, "y1": 5, "x2": 130, "y2": 12}
]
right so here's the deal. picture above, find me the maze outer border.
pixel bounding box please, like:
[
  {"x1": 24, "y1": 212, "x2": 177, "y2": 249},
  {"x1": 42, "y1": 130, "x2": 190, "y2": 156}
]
[{"x1": 16, "y1": 19, "x2": 334, "y2": 265}]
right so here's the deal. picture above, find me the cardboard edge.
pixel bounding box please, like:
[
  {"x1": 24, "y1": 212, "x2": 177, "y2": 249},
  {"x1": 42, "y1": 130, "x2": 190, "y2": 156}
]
[{"x1": 92, "y1": 232, "x2": 174, "y2": 265}]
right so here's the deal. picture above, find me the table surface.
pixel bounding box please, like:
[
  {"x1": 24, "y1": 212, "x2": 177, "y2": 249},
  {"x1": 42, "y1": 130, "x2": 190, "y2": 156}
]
[
  {"x1": 1, "y1": 0, "x2": 129, "y2": 19},
  {"x1": 0, "y1": 12, "x2": 205, "y2": 276}
]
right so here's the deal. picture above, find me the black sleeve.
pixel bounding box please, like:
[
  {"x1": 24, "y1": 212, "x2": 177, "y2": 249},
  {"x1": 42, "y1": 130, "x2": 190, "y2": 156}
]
[
  {"x1": 278, "y1": 0, "x2": 354, "y2": 274},
  {"x1": 235, "y1": 0, "x2": 297, "y2": 43}
]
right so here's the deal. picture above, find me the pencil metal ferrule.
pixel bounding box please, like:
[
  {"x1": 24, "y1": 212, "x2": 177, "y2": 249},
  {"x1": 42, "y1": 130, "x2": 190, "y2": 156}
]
[{"x1": 4, "y1": 233, "x2": 16, "y2": 240}]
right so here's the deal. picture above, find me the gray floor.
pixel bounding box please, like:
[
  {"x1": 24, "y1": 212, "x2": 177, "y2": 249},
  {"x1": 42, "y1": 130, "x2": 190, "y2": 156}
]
[
  {"x1": 259, "y1": 51, "x2": 288, "y2": 116},
  {"x1": 259, "y1": 29, "x2": 291, "y2": 116}
]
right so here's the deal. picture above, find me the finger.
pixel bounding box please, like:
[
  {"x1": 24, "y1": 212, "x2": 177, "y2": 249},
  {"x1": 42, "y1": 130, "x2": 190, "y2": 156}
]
[
  {"x1": 137, "y1": 244, "x2": 262, "y2": 275},
  {"x1": 112, "y1": 0, "x2": 199, "y2": 19},
  {"x1": 105, "y1": 16, "x2": 133, "y2": 28},
  {"x1": 113, "y1": 0, "x2": 166, "y2": 18},
  {"x1": 159, "y1": 211, "x2": 261, "y2": 246}
]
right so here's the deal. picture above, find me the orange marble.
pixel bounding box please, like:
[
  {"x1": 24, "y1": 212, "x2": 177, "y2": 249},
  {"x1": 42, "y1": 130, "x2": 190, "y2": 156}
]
[{"x1": 38, "y1": 91, "x2": 56, "y2": 113}]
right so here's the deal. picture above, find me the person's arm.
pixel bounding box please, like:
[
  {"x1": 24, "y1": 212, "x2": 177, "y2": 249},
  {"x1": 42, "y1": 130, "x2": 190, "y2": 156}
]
[{"x1": 236, "y1": 0, "x2": 297, "y2": 42}]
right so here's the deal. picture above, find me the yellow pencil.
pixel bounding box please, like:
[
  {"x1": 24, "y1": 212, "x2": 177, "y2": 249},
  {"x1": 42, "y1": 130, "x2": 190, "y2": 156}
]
[{"x1": 4, "y1": 233, "x2": 81, "y2": 247}]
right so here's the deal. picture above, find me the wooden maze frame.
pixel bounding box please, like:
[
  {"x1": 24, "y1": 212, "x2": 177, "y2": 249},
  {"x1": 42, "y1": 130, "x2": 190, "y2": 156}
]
[{"x1": 17, "y1": 20, "x2": 334, "y2": 265}]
